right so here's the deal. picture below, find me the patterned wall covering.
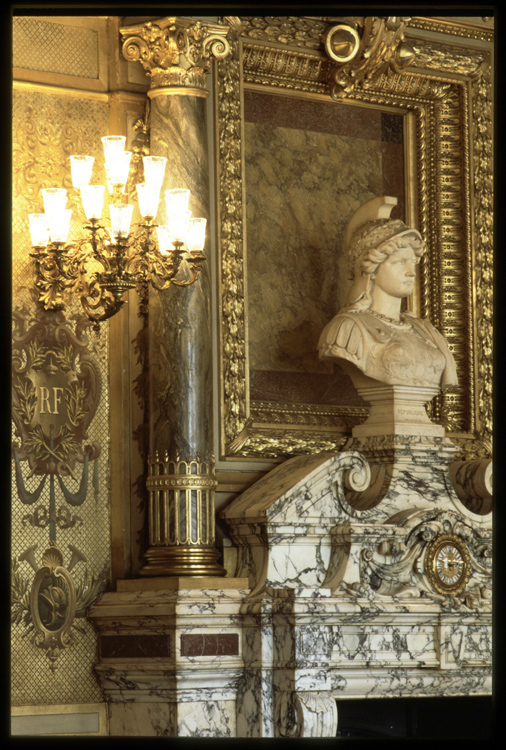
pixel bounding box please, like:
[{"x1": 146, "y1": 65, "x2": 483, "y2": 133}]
[
  {"x1": 12, "y1": 87, "x2": 111, "y2": 705},
  {"x1": 13, "y1": 17, "x2": 100, "y2": 79}
]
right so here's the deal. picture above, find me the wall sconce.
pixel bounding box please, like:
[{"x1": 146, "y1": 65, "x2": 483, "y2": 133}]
[{"x1": 28, "y1": 136, "x2": 207, "y2": 329}]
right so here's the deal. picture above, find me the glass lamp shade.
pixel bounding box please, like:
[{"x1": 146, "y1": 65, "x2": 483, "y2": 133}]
[
  {"x1": 109, "y1": 204, "x2": 133, "y2": 239},
  {"x1": 101, "y1": 136, "x2": 126, "y2": 162},
  {"x1": 156, "y1": 225, "x2": 172, "y2": 255},
  {"x1": 48, "y1": 209, "x2": 72, "y2": 244},
  {"x1": 186, "y1": 218, "x2": 207, "y2": 252},
  {"x1": 80, "y1": 185, "x2": 105, "y2": 220},
  {"x1": 136, "y1": 183, "x2": 160, "y2": 219},
  {"x1": 42, "y1": 188, "x2": 67, "y2": 216},
  {"x1": 70, "y1": 155, "x2": 94, "y2": 188},
  {"x1": 167, "y1": 210, "x2": 191, "y2": 243},
  {"x1": 143, "y1": 156, "x2": 167, "y2": 188},
  {"x1": 107, "y1": 151, "x2": 132, "y2": 187},
  {"x1": 28, "y1": 214, "x2": 50, "y2": 247},
  {"x1": 165, "y1": 188, "x2": 190, "y2": 216}
]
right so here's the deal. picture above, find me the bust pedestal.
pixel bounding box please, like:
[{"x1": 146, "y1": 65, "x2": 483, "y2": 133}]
[{"x1": 352, "y1": 383, "x2": 443, "y2": 438}]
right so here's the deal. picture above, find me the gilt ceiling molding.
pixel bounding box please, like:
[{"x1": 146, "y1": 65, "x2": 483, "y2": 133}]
[{"x1": 408, "y1": 17, "x2": 494, "y2": 43}]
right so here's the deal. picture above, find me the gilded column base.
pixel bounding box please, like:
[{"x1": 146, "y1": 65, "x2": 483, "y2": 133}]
[{"x1": 140, "y1": 544, "x2": 226, "y2": 577}]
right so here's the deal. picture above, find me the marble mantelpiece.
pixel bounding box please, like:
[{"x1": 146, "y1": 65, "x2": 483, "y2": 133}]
[{"x1": 221, "y1": 443, "x2": 492, "y2": 738}]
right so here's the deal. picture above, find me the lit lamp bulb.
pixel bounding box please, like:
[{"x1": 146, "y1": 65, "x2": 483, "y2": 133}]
[
  {"x1": 80, "y1": 185, "x2": 105, "y2": 221},
  {"x1": 156, "y1": 225, "x2": 171, "y2": 255},
  {"x1": 49, "y1": 210, "x2": 73, "y2": 244},
  {"x1": 101, "y1": 136, "x2": 131, "y2": 189},
  {"x1": 165, "y1": 189, "x2": 191, "y2": 244},
  {"x1": 70, "y1": 155, "x2": 94, "y2": 188},
  {"x1": 109, "y1": 204, "x2": 133, "y2": 240},
  {"x1": 186, "y1": 218, "x2": 207, "y2": 253},
  {"x1": 42, "y1": 188, "x2": 67, "y2": 216},
  {"x1": 42, "y1": 189, "x2": 72, "y2": 244},
  {"x1": 28, "y1": 214, "x2": 50, "y2": 248},
  {"x1": 101, "y1": 136, "x2": 126, "y2": 162},
  {"x1": 137, "y1": 183, "x2": 160, "y2": 220},
  {"x1": 143, "y1": 156, "x2": 167, "y2": 189},
  {"x1": 108, "y1": 152, "x2": 131, "y2": 188}
]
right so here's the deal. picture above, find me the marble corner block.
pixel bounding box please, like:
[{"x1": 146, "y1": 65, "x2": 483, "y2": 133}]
[{"x1": 88, "y1": 578, "x2": 249, "y2": 737}]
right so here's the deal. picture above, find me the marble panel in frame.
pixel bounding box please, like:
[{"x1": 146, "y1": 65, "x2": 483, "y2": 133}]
[{"x1": 215, "y1": 16, "x2": 493, "y2": 463}]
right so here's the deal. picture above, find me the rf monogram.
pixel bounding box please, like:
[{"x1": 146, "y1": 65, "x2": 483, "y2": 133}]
[{"x1": 38, "y1": 386, "x2": 65, "y2": 414}]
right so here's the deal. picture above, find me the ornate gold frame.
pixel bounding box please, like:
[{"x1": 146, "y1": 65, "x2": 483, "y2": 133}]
[{"x1": 215, "y1": 16, "x2": 493, "y2": 462}]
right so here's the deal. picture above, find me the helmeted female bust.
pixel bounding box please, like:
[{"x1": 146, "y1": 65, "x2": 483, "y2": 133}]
[{"x1": 318, "y1": 196, "x2": 457, "y2": 389}]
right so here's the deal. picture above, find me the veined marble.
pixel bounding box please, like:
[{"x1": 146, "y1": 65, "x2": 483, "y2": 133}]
[
  {"x1": 222, "y1": 432, "x2": 491, "y2": 737},
  {"x1": 89, "y1": 581, "x2": 249, "y2": 737}
]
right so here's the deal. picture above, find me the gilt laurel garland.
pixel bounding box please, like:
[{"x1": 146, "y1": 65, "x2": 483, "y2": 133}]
[{"x1": 216, "y1": 17, "x2": 492, "y2": 461}]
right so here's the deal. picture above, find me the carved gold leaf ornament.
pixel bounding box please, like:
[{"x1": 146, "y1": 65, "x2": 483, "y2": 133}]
[
  {"x1": 216, "y1": 25, "x2": 248, "y2": 447},
  {"x1": 326, "y1": 17, "x2": 416, "y2": 99},
  {"x1": 12, "y1": 539, "x2": 107, "y2": 671},
  {"x1": 120, "y1": 17, "x2": 231, "y2": 92}
]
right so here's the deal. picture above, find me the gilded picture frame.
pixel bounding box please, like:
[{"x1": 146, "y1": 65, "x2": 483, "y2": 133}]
[{"x1": 215, "y1": 16, "x2": 493, "y2": 462}]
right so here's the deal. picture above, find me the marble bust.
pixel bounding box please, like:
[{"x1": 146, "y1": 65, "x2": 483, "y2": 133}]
[{"x1": 318, "y1": 196, "x2": 457, "y2": 390}]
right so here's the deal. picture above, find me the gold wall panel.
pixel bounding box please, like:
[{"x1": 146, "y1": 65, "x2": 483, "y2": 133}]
[
  {"x1": 13, "y1": 15, "x2": 110, "y2": 92},
  {"x1": 12, "y1": 86, "x2": 111, "y2": 706},
  {"x1": 13, "y1": 17, "x2": 99, "y2": 78},
  {"x1": 216, "y1": 16, "x2": 493, "y2": 462}
]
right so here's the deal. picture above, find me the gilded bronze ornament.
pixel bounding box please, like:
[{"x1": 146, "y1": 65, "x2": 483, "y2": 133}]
[
  {"x1": 323, "y1": 17, "x2": 416, "y2": 98},
  {"x1": 141, "y1": 452, "x2": 225, "y2": 577},
  {"x1": 12, "y1": 541, "x2": 106, "y2": 671},
  {"x1": 425, "y1": 533, "x2": 471, "y2": 597}
]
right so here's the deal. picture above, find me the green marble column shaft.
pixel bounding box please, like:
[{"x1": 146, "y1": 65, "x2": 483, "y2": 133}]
[{"x1": 148, "y1": 94, "x2": 212, "y2": 462}]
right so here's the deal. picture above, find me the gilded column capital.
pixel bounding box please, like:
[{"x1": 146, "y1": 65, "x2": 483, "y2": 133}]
[{"x1": 120, "y1": 16, "x2": 231, "y2": 98}]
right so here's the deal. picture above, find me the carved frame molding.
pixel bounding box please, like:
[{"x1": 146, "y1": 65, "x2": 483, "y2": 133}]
[{"x1": 215, "y1": 16, "x2": 493, "y2": 462}]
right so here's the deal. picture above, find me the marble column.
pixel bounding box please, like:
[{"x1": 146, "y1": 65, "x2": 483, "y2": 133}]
[{"x1": 120, "y1": 17, "x2": 231, "y2": 576}]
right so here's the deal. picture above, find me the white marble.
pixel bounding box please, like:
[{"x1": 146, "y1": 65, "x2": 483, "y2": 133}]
[
  {"x1": 108, "y1": 702, "x2": 175, "y2": 737},
  {"x1": 89, "y1": 581, "x2": 249, "y2": 737},
  {"x1": 222, "y1": 430, "x2": 492, "y2": 737},
  {"x1": 318, "y1": 195, "x2": 457, "y2": 393}
]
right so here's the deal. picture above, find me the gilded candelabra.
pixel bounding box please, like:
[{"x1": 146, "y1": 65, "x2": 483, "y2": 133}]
[{"x1": 28, "y1": 136, "x2": 207, "y2": 329}]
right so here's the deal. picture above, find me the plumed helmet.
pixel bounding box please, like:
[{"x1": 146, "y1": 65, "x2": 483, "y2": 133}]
[{"x1": 346, "y1": 197, "x2": 424, "y2": 280}]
